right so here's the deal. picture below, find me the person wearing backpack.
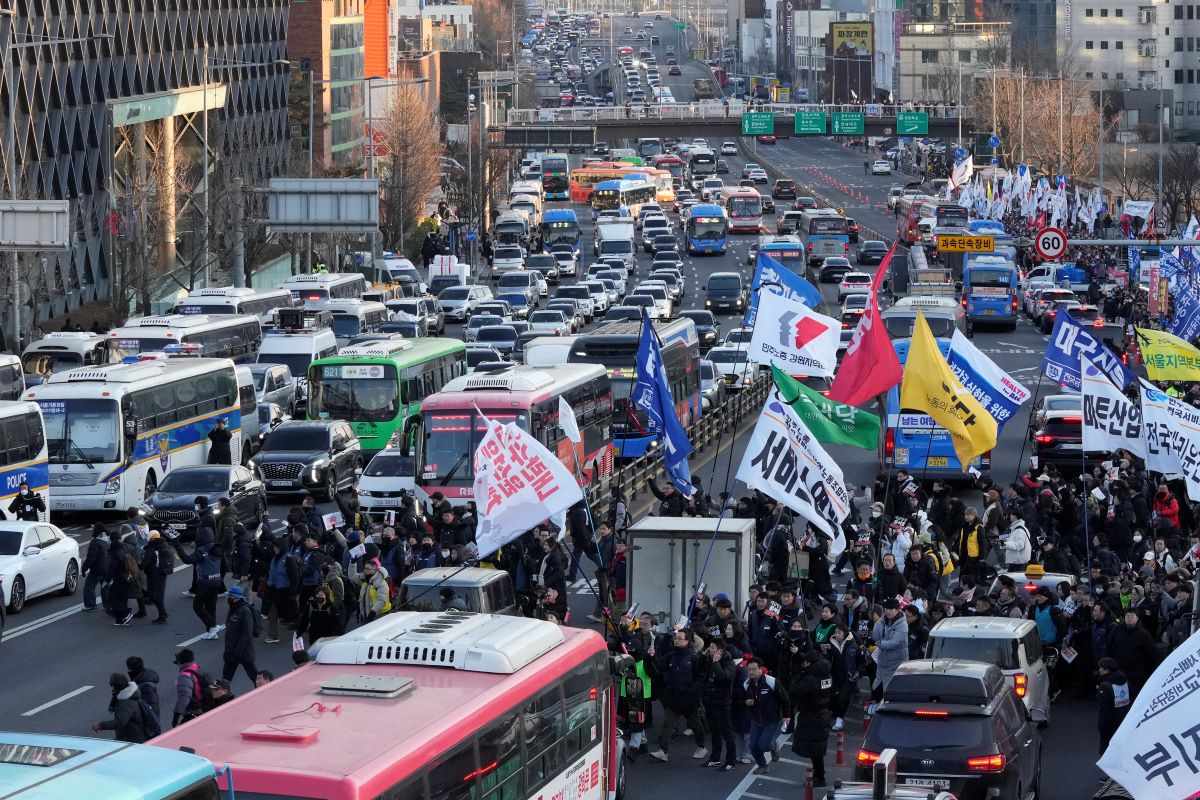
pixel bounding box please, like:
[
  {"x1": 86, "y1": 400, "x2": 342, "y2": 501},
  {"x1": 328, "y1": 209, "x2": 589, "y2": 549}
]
[
  {"x1": 92, "y1": 672, "x2": 150, "y2": 743},
  {"x1": 221, "y1": 585, "x2": 260, "y2": 689},
  {"x1": 171, "y1": 648, "x2": 213, "y2": 727},
  {"x1": 262, "y1": 537, "x2": 300, "y2": 644},
  {"x1": 170, "y1": 533, "x2": 226, "y2": 640},
  {"x1": 108, "y1": 530, "x2": 144, "y2": 626},
  {"x1": 125, "y1": 655, "x2": 161, "y2": 721},
  {"x1": 230, "y1": 520, "x2": 257, "y2": 604}
]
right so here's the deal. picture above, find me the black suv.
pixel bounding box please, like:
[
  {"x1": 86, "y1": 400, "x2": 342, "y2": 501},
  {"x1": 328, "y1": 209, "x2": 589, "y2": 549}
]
[
  {"x1": 145, "y1": 465, "x2": 267, "y2": 537},
  {"x1": 249, "y1": 420, "x2": 363, "y2": 500},
  {"x1": 1032, "y1": 413, "x2": 1102, "y2": 471},
  {"x1": 772, "y1": 179, "x2": 798, "y2": 199},
  {"x1": 704, "y1": 272, "x2": 747, "y2": 314},
  {"x1": 857, "y1": 660, "x2": 1042, "y2": 800}
]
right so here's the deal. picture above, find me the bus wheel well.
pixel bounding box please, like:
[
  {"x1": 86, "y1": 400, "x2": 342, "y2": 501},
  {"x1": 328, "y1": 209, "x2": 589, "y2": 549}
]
[{"x1": 144, "y1": 471, "x2": 158, "y2": 497}]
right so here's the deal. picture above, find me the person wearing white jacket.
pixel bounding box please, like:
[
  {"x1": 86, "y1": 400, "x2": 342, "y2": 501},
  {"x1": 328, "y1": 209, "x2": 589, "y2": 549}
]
[{"x1": 1000, "y1": 510, "x2": 1031, "y2": 570}]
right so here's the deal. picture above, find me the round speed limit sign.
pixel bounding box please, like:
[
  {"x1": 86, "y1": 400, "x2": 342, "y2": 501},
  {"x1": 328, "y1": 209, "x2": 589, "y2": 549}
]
[{"x1": 1034, "y1": 227, "x2": 1068, "y2": 260}]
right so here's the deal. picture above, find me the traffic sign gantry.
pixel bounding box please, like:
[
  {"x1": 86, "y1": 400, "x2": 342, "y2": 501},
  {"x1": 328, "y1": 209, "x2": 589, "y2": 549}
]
[
  {"x1": 741, "y1": 112, "x2": 775, "y2": 136},
  {"x1": 896, "y1": 112, "x2": 928, "y2": 135},
  {"x1": 937, "y1": 234, "x2": 995, "y2": 253},
  {"x1": 794, "y1": 111, "x2": 827, "y2": 135},
  {"x1": 1034, "y1": 227, "x2": 1068, "y2": 260},
  {"x1": 673, "y1": 21, "x2": 686, "y2": 29},
  {"x1": 831, "y1": 112, "x2": 864, "y2": 135}
]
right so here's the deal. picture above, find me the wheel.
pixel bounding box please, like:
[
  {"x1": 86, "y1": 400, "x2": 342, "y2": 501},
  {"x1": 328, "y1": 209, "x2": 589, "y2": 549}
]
[
  {"x1": 144, "y1": 472, "x2": 157, "y2": 501},
  {"x1": 60, "y1": 559, "x2": 79, "y2": 596},
  {"x1": 324, "y1": 470, "x2": 338, "y2": 502},
  {"x1": 7, "y1": 574, "x2": 25, "y2": 613},
  {"x1": 241, "y1": 444, "x2": 252, "y2": 467}
]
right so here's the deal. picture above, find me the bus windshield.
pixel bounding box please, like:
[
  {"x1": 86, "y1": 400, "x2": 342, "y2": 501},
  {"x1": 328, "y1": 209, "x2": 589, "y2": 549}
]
[
  {"x1": 23, "y1": 351, "x2": 84, "y2": 375},
  {"x1": 423, "y1": 409, "x2": 529, "y2": 486},
  {"x1": 810, "y1": 217, "x2": 848, "y2": 234},
  {"x1": 37, "y1": 398, "x2": 121, "y2": 464},
  {"x1": 968, "y1": 269, "x2": 1015, "y2": 288},
  {"x1": 544, "y1": 220, "x2": 580, "y2": 245},
  {"x1": 330, "y1": 315, "x2": 366, "y2": 340},
  {"x1": 592, "y1": 189, "x2": 620, "y2": 210},
  {"x1": 689, "y1": 216, "x2": 728, "y2": 239},
  {"x1": 729, "y1": 196, "x2": 762, "y2": 217},
  {"x1": 310, "y1": 364, "x2": 400, "y2": 422}
]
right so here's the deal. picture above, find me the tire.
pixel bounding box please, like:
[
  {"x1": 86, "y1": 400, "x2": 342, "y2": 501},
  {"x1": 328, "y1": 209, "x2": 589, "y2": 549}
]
[
  {"x1": 324, "y1": 470, "x2": 338, "y2": 502},
  {"x1": 60, "y1": 559, "x2": 79, "y2": 596},
  {"x1": 7, "y1": 574, "x2": 25, "y2": 613},
  {"x1": 144, "y1": 472, "x2": 158, "y2": 501}
]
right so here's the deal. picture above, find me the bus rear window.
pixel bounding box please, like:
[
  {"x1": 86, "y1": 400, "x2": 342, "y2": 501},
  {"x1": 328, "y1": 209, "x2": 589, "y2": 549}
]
[{"x1": 968, "y1": 269, "x2": 1014, "y2": 288}]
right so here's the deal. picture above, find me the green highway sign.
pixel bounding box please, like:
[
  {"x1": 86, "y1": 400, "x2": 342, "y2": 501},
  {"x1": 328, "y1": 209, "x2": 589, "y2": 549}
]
[
  {"x1": 897, "y1": 111, "x2": 929, "y2": 135},
  {"x1": 741, "y1": 112, "x2": 775, "y2": 136},
  {"x1": 831, "y1": 112, "x2": 864, "y2": 135},
  {"x1": 673, "y1": 21, "x2": 686, "y2": 29},
  {"x1": 794, "y1": 111, "x2": 827, "y2": 135}
]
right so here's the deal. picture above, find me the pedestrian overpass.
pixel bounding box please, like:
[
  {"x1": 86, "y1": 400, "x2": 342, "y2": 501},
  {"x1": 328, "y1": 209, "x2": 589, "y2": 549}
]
[{"x1": 493, "y1": 101, "x2": 975, "y2": 147}]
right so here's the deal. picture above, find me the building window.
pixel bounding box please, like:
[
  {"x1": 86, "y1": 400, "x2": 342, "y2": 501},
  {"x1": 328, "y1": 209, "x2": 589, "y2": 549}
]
[
  {"x1": 1191, "y1": 37, "x2": 1196, "y2": 50},
  {"x1": 1179, "y1": 37, "x2": 1186, "y2": 50},
  {"x1": 1086, "y1": 71, "x2": 1094, "y2": 78},
  {"x1": 959, "y1": 49, "x2": 971, "y2": 62},
  {"x1": 1087, "y1": 40, "x2": 1095, "y2": 48},
  {"x1": 1176, "y1": 68, "x2": 1185, "y2": 82},
  {"x1": 1101, "y1": 40, "x2": 1109, "y2": 48},
  {"x1": 1177, "y1": 5, "x2": 1184, "y2": 17},
  {"x1": 1115, "y1": 40, "x2": 1123, "y2": 49},
  {"x1": 1190, "y1": 68, "x2": 1196, "y2": 82},
  {"x1": 1190, "y1": 5, "x2": 1195, "y2": 17},
  {"x1": 1190, "y1": 101, "x2": 1196, "y2": 114},
  {"x1": 1115, "y1": 8, "x2": 1123, "y2": 15},
  {"x1": 1086, "y1": 7, "x2": 1094, "y2": 14},
  {"x1": 921, "y1": 50, "x2": 939, "y2": 62},
  {"x1": 1101, "y1": 7, "x2": 1109, "y2": 15}
]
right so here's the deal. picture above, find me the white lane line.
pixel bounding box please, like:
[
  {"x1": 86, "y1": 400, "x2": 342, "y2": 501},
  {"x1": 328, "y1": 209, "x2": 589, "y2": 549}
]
[
  {"x1": 4, "y1": 603, "x2": 84, "y2": 639},
  {"x1": 740, "y1": 793, "x2": 786, "y2": 800},
  {"x1": 23, "y1": 685, "x2": 94, "y2": 716},
  {"x1": 176, "y1": 631, "x2": 215, "y2": 648}
]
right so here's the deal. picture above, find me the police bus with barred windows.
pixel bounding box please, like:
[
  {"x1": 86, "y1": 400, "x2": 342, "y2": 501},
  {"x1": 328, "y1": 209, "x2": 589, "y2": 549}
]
[
  {"x1": 104, "y1": 314, "x2": 263, "y2": 364},
  {"x1": 173, "y1": 286, "x2": 298, "y2": 326},
  {"x1": 22, "y1": 331, "x2": 107, "y2": 386},
  {"x1": 280, "y1": 272, "x2": 370, "y2": 306}
]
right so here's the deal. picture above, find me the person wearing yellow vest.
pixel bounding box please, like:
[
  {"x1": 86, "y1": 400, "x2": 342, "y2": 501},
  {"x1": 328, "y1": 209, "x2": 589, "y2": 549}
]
[
  {"x1": 614, "y1": 615, "x2": 654, "y2": 758},
  {"x1": 357, "y1": 559, "x2": 391, "y2": 622},
  {"x1": 954, "y1": 506, "x2": 984, "y2": 581}
]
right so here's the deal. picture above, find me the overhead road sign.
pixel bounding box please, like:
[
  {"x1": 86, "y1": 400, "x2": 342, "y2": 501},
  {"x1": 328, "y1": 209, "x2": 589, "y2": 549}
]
[
  {"x1": 897, "y1": 112, "x2": 928, "y2": 135},
  {"x1": 794, "y1": 112, "x2": 827, "y2": 135},
  {"x1": 831, "y1": 112, "x2": 864, "y2": 135},
  {"x1": 741, "y1": 112, "x2": 775, "y2": 135}
]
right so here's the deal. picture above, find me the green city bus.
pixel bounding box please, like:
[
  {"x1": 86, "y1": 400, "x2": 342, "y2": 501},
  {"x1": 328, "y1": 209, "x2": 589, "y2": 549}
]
[{"x1": 307, "y1": 337, "x2": 467, "y2": 454}]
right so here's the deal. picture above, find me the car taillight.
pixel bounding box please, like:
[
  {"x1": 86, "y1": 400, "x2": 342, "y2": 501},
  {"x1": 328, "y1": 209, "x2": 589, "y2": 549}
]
[
  {"x1": 884, "y1": 428, "x2": 895, "y2": 459},
  {"x1": 858, "y1": 749, "x2": 881, "y2": 766},
  {"x1": 1034, "y1": 434, "x2": 1054, "y2": 444},
  {"x1": 967, "y1": 754, "x2": 1006, "y2": 772},
  {"x1": 844, "y1": 243, "x2": 849, "y2": 252},
  {"x1": 961, "y1": 296, "x2": 968, "y2": 308},
  {"x1": 1014, "y1": 673, "x2": 1028, "y2": 698},
  {"x1": 1012, "y1": 297, "x2": 1019, "y2": 310},
  {"x1": 1093, "y1": 318, "x2": 1104, "y2": 327},
  {"x1": 808, "y1": 243, "x2": 813, "y2": 251},
  {"x1": 915, "y1": 709, "x2": 949, "y2": 717}
]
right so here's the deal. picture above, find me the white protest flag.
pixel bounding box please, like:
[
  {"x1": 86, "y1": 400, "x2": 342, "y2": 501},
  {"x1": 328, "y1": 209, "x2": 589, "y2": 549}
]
[
  {"x1": 472, "y1": 418, "x2": 583, "y2": 558},
  {"x1": 1082, "y1": 357, "x2": 1146, "y2": 458},
  {"x1": 1140, "y1": 380, "x2": 1200, "y2": 500},
  {"x1": 558, "y1": 395, "x2": 581, "y2": 444},
  {"x1": 735, "y1": 396, "x2": 850, "y2": 537},
  {"x1": 748, "y1": 290, "x2": 840, "y2": 378},
  {"x1": 1098, "y1": 627, "x2": 1200, "y2": 800}
]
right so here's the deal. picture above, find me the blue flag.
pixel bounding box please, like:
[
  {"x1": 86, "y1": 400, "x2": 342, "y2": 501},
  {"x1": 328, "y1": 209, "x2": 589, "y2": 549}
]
[
  {"x1": 744, "y1": 252, "x2": 822, "y2": 328},
  {"x1": 1042, "y1": 309, "x2": 1132, "y2": 391},
  {"x1": 946, "y1": 330, "x2": 1031, "y2": 432},
  {"x1": 1127, "y1": 229, "x2": 1141, "y2": 288},
  {"x1": 1169, "y1": 284, "x2": 1200, "y2": 342},
  {"x1": 634, "y1": 313, "x2": 694, "y2": 494}
]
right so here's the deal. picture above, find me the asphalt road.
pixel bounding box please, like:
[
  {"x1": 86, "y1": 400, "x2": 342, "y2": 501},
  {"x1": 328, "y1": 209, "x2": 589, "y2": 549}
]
[{"x1": 0, "y1": 32, "x2": 1104, "y2": 800}]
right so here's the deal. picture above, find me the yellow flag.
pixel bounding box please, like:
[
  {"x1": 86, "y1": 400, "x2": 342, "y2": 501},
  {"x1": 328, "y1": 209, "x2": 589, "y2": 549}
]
[
  {"x1": 899, "y1": 311, "x2": 998, "y2": 470},
  {"x1": 1136, "y1": 327, "x2": 1200, "y2": 381}
]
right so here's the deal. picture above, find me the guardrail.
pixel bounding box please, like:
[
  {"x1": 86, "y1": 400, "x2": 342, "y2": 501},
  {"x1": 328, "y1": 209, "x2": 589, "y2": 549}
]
[
  {"x1": 586, "y1": 373, "x2": 771, "y2": 523},
  {"x1": 505, "y1": 102, "x2": 969, "y2": 125}
]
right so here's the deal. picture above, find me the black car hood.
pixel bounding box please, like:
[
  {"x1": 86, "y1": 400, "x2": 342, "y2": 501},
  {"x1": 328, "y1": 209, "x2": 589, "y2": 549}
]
[
  {"x1": 149, "y1": 494, "x2": 228, "y2": 511},
  {"x1": 256, "y1": 450, "x2": 329, "y2": 463}
]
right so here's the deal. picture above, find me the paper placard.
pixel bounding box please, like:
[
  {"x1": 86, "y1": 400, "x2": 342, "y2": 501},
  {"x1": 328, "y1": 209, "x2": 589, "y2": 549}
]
[
  {"x1": 322, "y1": 511, "x2": 345, "y2": 530},
  {"x1": 292, "y1": 633, "x2": 305, "y2": 652},
  {"x1": 348, "y1": 543, "x2": 367, "y2": 559}
]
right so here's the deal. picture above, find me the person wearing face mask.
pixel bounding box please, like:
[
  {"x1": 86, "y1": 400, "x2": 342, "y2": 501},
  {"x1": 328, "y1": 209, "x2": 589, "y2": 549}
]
[
  {"x1": 875, "y1": 553, "x2": 905, "y2": 600},
  {"x1": 7, "y1": 481, "x2": 45, "y2": 521},
  {"x1": 953, "y1": 506, "x2": 983, "y2": 580},
  {"x1": 412, "y1": 534, "x2": 442, "y2": 570},
  {"x1": 357, "y1": 558, "x2": 392, "y2": 621},
  {"x1": 221, "y1": 585, "x2": 259, "y2": 689},
  {"x1": 869, "y1": 598, "x2": 909, "y2": 708}
]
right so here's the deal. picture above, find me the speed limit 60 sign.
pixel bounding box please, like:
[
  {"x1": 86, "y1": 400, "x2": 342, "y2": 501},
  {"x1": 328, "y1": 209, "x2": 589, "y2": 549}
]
[{"x1": 1034, "y1": 227, "x2": 1068, "y2": 260}]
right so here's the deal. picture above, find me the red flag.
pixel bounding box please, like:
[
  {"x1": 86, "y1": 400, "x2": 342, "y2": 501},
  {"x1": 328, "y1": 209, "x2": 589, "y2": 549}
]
[{"x1": 828, "y1": 244, "x2": 902, "y2": 407}]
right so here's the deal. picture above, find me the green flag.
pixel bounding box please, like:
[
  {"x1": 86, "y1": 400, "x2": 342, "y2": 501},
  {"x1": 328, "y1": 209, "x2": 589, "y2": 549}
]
[{"x1": 772, "y1": 364, "x2": 880, "y2": 450}]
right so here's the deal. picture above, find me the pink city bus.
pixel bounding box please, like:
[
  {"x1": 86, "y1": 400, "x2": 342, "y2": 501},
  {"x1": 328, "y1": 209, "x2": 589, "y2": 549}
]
[
  {"x1": 721, "y1": 187, "x2": 764, "y2": 233},
  {"x1": 150, "y1": 612, "x2": 623, "y2": 800}
]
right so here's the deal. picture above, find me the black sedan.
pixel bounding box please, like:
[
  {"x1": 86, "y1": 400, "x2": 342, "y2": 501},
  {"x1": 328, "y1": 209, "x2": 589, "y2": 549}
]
[
  {"x1": 856, "y1": 240, "x2": 889, "y2": 266},
  {"x1": 145, "y1": 465, "x2": 267, "y2": 538}
]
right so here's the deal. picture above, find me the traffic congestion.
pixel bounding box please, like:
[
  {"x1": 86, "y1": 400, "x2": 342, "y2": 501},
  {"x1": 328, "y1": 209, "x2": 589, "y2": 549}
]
[{"x1": 0, "y1": 7, "x2": 1196, "y2": 800}]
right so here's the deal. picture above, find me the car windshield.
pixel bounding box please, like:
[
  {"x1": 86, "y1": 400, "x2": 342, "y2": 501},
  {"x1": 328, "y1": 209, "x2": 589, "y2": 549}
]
[
  {"x1": 528, "y1": 255, "x2": 556, "y2": 269},
  {"x1": 709, "y1": 349, "x2": 748, "y2": 366},
  {"x1": 157, "y1": 470, "x2": 229, "y2": 494},
  {"x1": 884, "y1": 313, "x2": 956, "y2": 339},
  {"x1": 498, "y1": 294, "x2": 528, "y2": 308},
  {"x1": 365, "y1": 453, "x2": 409, "y2": 477},
  {"x1": 440, "y1": 288, "x2": 471, "y2": 301},
  {"x1": 468, "y1": 315, "x2": 503, "y2": 330},
  {"x1": 466, "y1": 349, "x2": 498, "y2": 368},
  {"x1": 927, "y1": 635, "x2": 1021, "y2": 669},
  {"x1": 37, "y1": 398, "x2": 121, "y2": 464},
  {"x1": 708, "y1": 276, "x2": 741, "y2": 291},
  {"x1": 495, "y1": 247, "x2": 522, "y2": 260},
  {"x1": 700, "y1": 362, "x2": 716, "y2": 381},
  {"x1": 258, "y1": 353, "x2": 311, "y2": 378},
  {"x1": 261, "y1": 426, "x2": 330, "y2": 452},
  {"x1": 869, "y1": 715, "x2": 988, "y2": 750}
]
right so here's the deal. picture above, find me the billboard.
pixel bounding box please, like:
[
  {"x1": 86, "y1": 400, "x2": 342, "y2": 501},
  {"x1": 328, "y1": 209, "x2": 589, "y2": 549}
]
[{"x1": 826, "y1": 21, "x2": 874, "y2": 103}]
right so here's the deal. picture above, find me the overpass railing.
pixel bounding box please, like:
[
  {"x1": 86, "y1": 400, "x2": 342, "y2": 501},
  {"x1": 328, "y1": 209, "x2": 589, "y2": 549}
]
[{"x1": 506, "y1": 102, "x2": 969, "y2": 125}]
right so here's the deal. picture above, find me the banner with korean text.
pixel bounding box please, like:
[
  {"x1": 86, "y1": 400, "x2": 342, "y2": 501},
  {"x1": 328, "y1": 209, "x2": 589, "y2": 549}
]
[
  {"x1": 1082, "y1": 357, "x2": 1146, "y2": 458},
  {"x1": 1140, "y1": 380, "x2": 1200, "y2": 501}
]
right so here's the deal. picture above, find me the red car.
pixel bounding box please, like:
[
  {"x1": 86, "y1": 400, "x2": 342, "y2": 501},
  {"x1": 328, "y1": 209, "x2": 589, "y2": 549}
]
[
  {"x1": 668, "y1": 64, "x2": 682, "y2": 75},
  {"x1": 756, "y1": 134, "x2": 777, "y2": 144}
]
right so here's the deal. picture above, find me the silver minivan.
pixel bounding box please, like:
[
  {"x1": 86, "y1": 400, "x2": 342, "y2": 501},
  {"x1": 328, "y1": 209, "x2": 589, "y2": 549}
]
[{"x1": 399, "y1": 567, "x2": 519, "y2": 615}]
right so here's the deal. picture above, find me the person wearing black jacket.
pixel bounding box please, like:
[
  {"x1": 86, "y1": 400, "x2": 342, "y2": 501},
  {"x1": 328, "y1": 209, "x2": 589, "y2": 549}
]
[
  {"x1": 790, "y1": 649, "x2": 834, "y2": 787},
  {"x1": 206, "y1": 417, "x2": 233, "y2": 464},
  {"x1": 1096, "y1": 657, "x2": 1131, "y2": 754},
  {"x1": 262, "y1": 537, "x2": 300, "y2": 643},
  {"x1": 903, "y1": 546, "x2": 935, "y2": 597},
  {"x1": 7, "y1": 482, "x2": 45, "y2": 521},
  {"x1": 140, "y1": 532, "x2": 173, "y2": 623},
  {"x1": 649, "y1": 479, "x2": 685, "y2": 517},
  {"x1": 171, "y1": 532, "x2": 225, "y2": 640},
  {"x1": 1039, "y1": 536, "x2": 1073, "y2": 574},
  {"x1": 221, "y1": 585, "x2": 258, "y2": 689},
  {"x1": 746, "y1": 595, "x2": 781, "y2": 671},
  {"x1": 701, "y1": 640, "x2": 738, "y2": 770},
  {"x1": 649, "y1": 629, "x2": 709, "y2": 762},
  {"x1": 904, "y1": 605, "x2": 929, "y2": 659},
  {"x1": 1104, "y1": 611, "x2": 1159, "y2": 697},
  {"x1": 230, "y1": 523, "x2": 257, "y2": 604},
  {"x1": 81, "y1": 524, "x2": 110, "y2": 611},
  {"x1": 875, "y1": 553, "x2": 905, "y2": 600}
]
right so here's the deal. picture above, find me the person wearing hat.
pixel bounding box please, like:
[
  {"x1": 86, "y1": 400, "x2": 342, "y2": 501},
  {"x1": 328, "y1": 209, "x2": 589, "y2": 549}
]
[
  {"x1": 7, "y1": 480, "x2": 45, "y2": 521},
  {"x1": 870, "y1": 598, "x2": 908, "y2": 708},
  {"x1": 790, "y1": 647, "x2": 834, "y2": 787},
  {"x1": 171, "y1": 648, "x2": 209, "y2": 726},
  {"x1": 140, "y1": 530, "x2": 173, "y2": 624},
  {"x1": 1096, "y1": 657, "x2": 1131, "y2": 754},
  {"x1": 221, "y1": 584, "x2": 259, "y2": 690},
  {"x1": 206, "y1": 417, "x2": 232, "y2": 465},
  {"x1": 207, "y1": 678, "x2": 236, "y2": 709},
  {"x1": 1040, "y1": 534, "x2": 1073, "y2": 574}
]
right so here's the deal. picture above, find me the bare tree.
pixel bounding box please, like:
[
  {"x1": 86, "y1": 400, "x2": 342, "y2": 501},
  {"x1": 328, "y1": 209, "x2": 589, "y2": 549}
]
[{"x1": 377, "y1": 84, "x2": 445, "y2": 256}]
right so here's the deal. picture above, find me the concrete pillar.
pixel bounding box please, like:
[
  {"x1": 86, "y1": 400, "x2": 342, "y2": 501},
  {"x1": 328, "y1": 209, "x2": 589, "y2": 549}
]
[
  {"x1": 160, "y1": 115, "x2": 178, "y2": 269},
  {"x1": 231, "y1": 176, "x2": 245, "y2": 288}
]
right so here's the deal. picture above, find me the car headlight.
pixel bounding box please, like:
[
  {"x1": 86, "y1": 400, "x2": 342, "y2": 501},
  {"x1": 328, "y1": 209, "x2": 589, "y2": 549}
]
[
  {"x1": 105, "y1": 476, "x2": 121, "y2": 494},
  {"x1": 358, "y1": 489, "x2": 375, "y2": 497}
]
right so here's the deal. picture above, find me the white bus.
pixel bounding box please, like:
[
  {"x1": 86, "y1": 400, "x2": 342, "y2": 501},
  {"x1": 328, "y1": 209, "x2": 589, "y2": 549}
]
[
  {"x1": 22, "y1": 332, "x2": 107, "y2": 385},
  {"x1": 0, "y1": 354, "x2": 24, "y2": 400},
  {"x1": 25, "y1": 358, "x2": 242, "y2": 511},
  {"x1": 280, "y1": 273, "x2": 369, "y2": 305},
  {"x1": 172, "y1": 286, "x2": 297, "y2": 324},
  {"x1": 312, "y1": 298, "x2": 389, "y2": 344},
  {"x1": 0, "y1": 401, "x2": 49, "y2": 521},
  {"x1": 105, "y1": 314, "x2": 262, "y2": 364}
]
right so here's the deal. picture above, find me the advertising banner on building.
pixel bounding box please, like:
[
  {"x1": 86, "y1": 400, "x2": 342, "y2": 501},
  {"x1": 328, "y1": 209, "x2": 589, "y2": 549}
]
[{"x1": 826, "y1": 22, "x2": 874, "y2": 103}]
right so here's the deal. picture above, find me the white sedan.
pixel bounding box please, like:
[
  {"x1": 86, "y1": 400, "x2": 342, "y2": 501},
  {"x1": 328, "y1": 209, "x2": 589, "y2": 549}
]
[
  {"x1": 720, "y1": 141, "x2": 738, "y2": 155},
  {"x1": 0, "y1": 521, "x2": 80, "y2": 613},
  {"x1": 838, "y1": 271, "x2": 873, "y2": 300},
  {"x1": 529, "y1": 309, "x2": 571, "y2": 336},
  {"x1": 870, "y1": 159, "x2": 892, "y2": 175}
]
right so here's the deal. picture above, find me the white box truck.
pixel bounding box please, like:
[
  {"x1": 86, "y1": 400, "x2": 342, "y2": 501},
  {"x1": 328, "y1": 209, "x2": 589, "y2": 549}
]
[{"x1": 625, "y1": 516, "x2": 757, "y2": 621}]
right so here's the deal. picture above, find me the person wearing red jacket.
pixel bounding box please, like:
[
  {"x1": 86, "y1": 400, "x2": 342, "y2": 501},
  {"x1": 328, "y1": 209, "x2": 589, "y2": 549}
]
[{"x1": 1152, "y1": 484, "x2": 1181, "y2": 530}]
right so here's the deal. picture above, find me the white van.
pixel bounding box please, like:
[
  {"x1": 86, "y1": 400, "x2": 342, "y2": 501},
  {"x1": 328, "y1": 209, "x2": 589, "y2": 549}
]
[
  {"x1": 258, "y1": 310, "x2": 338, "y2": 407},
  {"x1": 399, "y1": 567, "x2": 519, "y2": 615}
]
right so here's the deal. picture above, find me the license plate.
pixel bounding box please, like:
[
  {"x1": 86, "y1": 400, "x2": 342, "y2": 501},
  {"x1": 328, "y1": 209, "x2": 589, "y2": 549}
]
[
  {"x1": 905, "y1": 779, "x2": 950, "y2": 790},
  {"x1": 168, "y1": 523, "x2": 186, "y2": 531},
  {"x1": 369, "y1": 497, "x2": 401, "y2": 507},
  {"x1": 927, "y1": 457, "x2": 949, "y2": 467},
  {"x1": 1058, "y1": 442, "x2": 1081, "y2": 450},
  {"x1": 269, "y1": 480, "x2": 292, "y2": 487},
  {"x1": 983, "y1": 309, "x2": 995, "y2": 315}
]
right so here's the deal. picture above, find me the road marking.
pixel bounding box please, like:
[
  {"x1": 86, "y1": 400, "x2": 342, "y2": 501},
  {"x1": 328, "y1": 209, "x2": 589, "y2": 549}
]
[
  {"x1": 740, "y1": 793, "x2": 785, "y2": 800},
  {"x1": 4, "y1": 603, "x2": 84, "y2": 639},
  {"x1": 177, "y1": 631, "x2": 216, "y2": 647},
  {"x1": 23, "y1": 685, "x2": 93, "y2": 716}
]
